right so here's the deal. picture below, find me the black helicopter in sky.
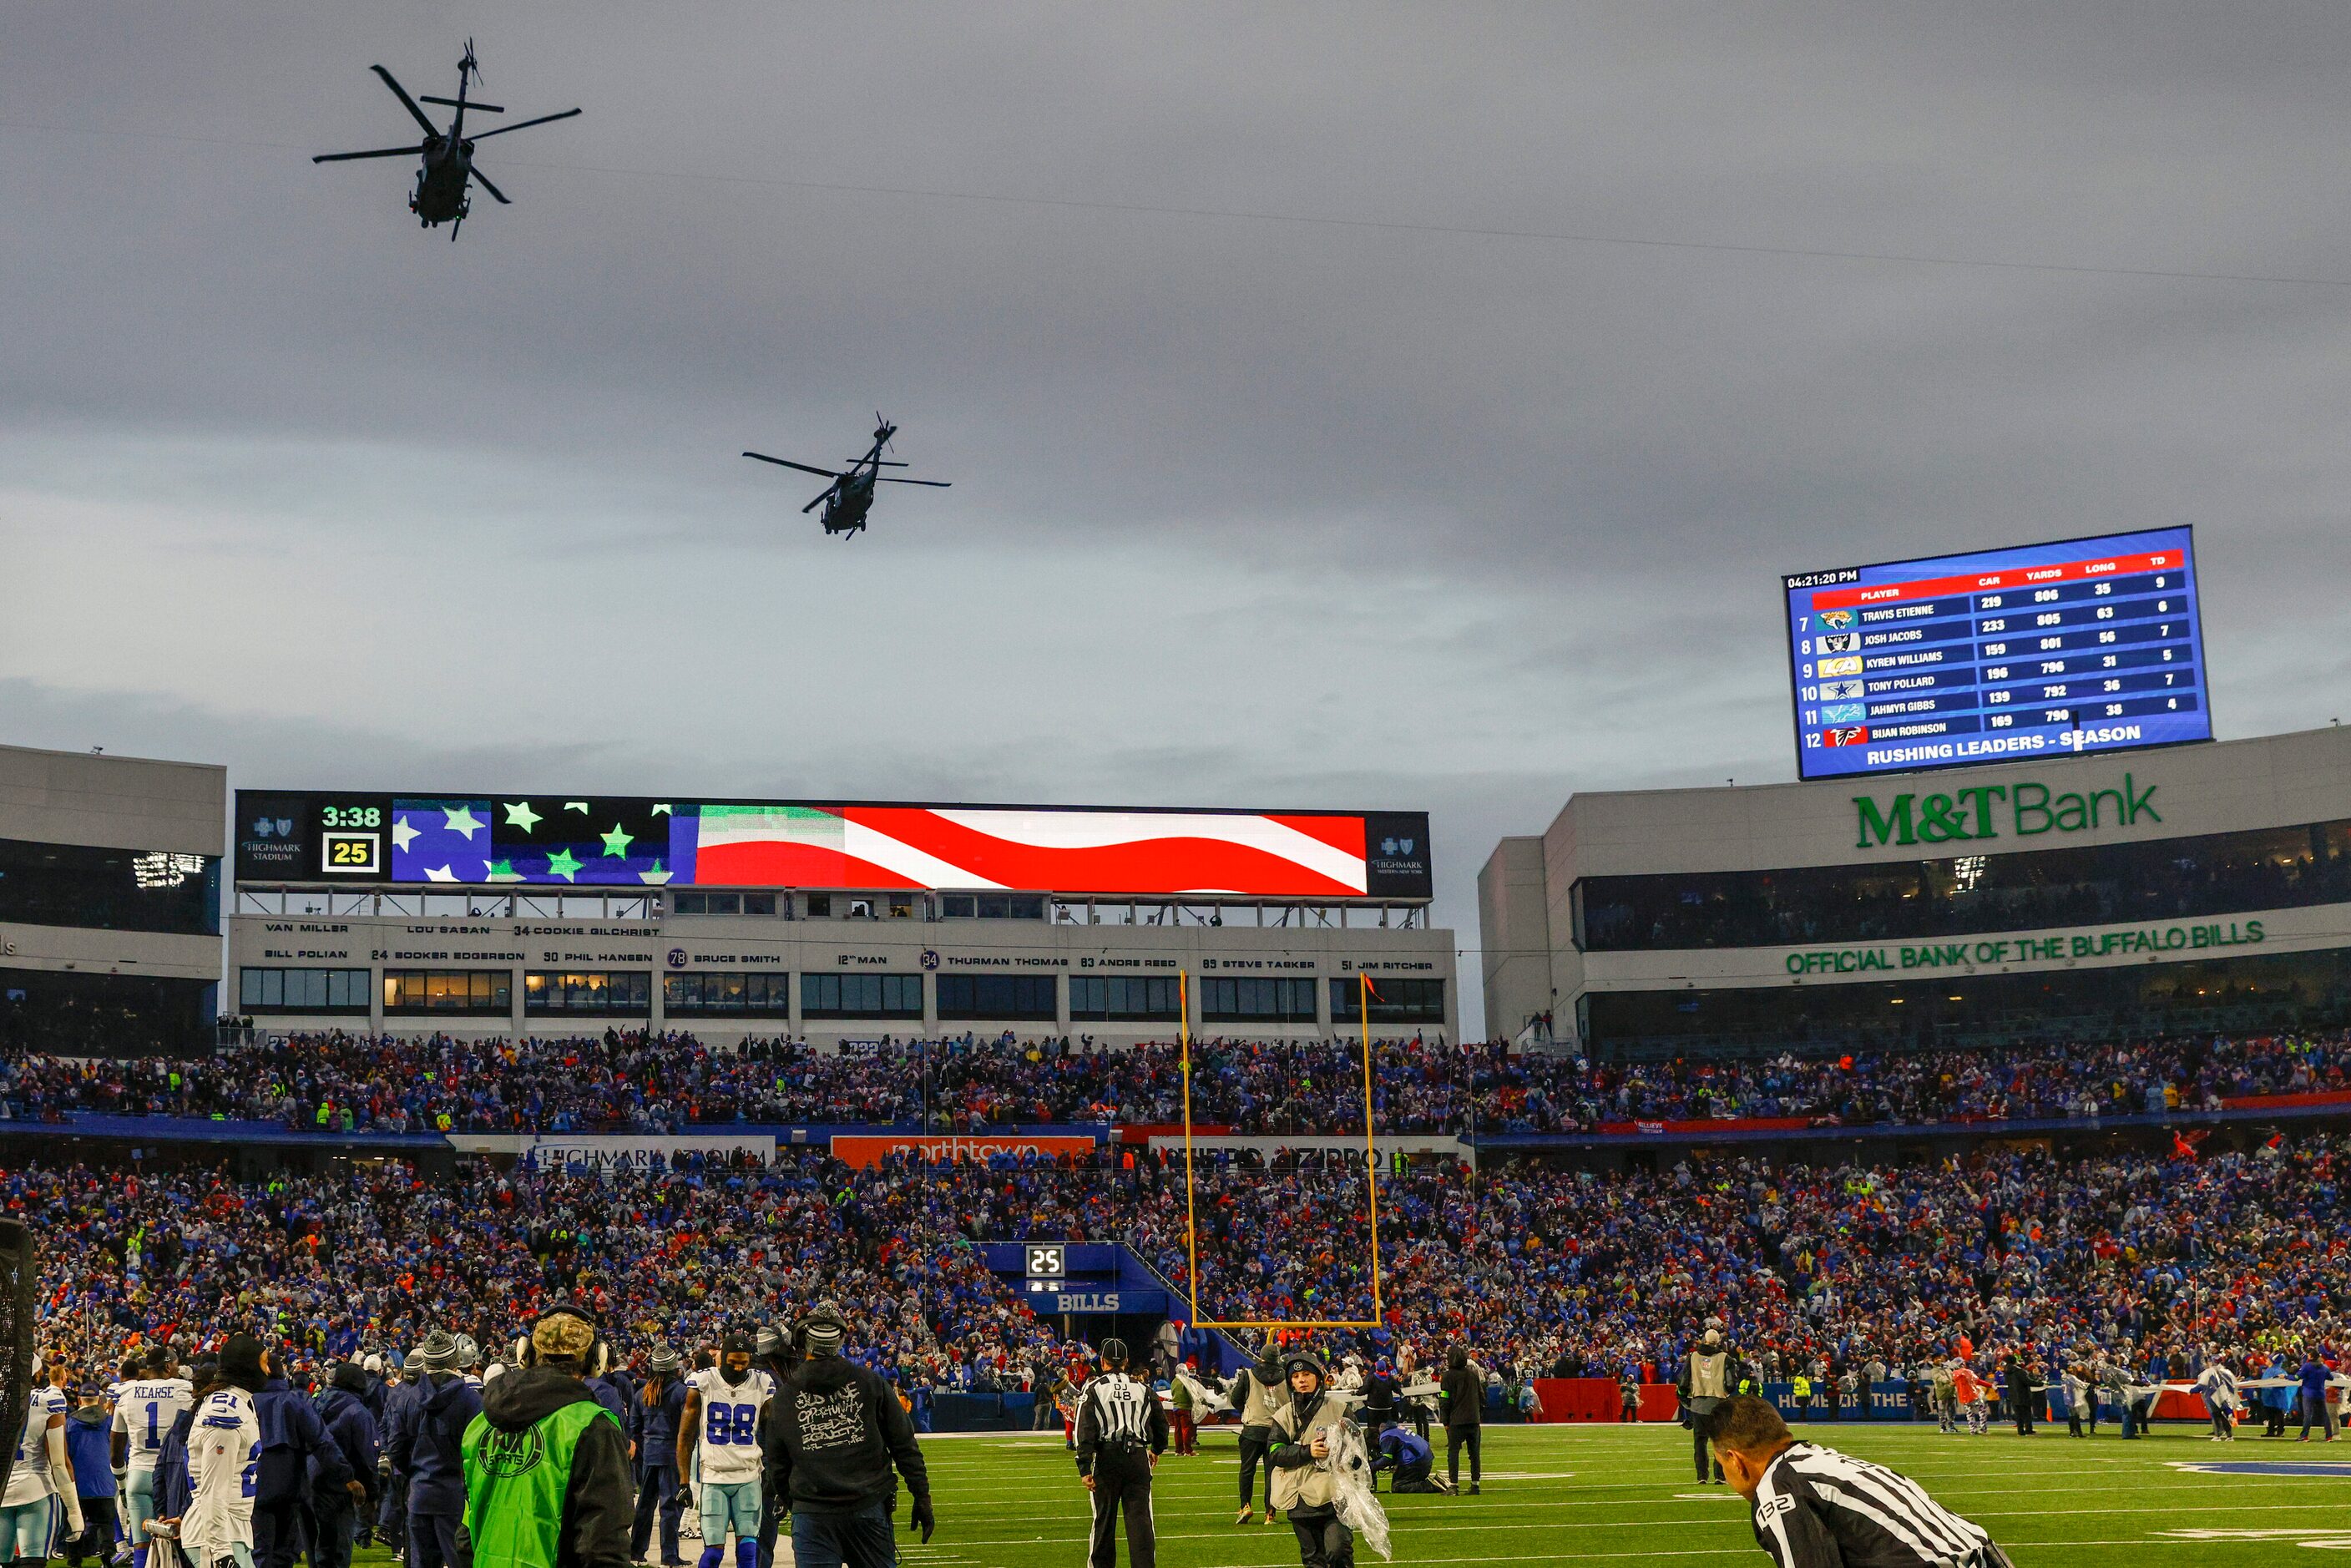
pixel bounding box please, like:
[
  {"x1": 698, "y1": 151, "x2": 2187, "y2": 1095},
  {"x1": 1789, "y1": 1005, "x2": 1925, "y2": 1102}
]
[
  {"x1": 743, "y1": 418, "x2": 953, "y2": 539},
  {"x1": 312, "y1": 41, "x2": 580, "y2": 239}
]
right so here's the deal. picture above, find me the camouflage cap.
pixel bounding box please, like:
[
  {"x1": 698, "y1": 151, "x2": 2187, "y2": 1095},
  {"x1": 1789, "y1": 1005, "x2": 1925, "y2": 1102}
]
[{"x1": 533, "y1": 1310, "x2": 598, "y2": 1363}]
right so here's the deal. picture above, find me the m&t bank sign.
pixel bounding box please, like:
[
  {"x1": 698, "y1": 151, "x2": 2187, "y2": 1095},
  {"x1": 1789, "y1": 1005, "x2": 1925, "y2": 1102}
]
[{"x1": 1853, "y1": 774, "x2": 2159, "y2": 848}]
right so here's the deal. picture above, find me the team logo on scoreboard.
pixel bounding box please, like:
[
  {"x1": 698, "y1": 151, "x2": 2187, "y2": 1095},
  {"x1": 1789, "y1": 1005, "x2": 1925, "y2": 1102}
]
[
  {"x1": 1820, "y1": 679, "x2": 1864, "y2": 699},
  {"x1": 1818, "y1": 655, "x2": 1863, "y2": 677},
  {"x1": 1816, "y1": 609, "x2": 1856, "y2": 630},
  {"x1": 1817, "y1": 632, "x2": 1859, "y2": 654},
  {"x1": 1822, "y1": 702, "x2": 1867, "y2": 724},
  {"x1": 1823, "y1": 726, "x2": 1870, "y2": 746}
]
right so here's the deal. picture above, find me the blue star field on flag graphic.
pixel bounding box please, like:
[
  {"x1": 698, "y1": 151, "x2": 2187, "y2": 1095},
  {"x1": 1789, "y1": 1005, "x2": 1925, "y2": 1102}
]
[{"x1": 389, "y1": 798, "x2": 685, "y2": 884}]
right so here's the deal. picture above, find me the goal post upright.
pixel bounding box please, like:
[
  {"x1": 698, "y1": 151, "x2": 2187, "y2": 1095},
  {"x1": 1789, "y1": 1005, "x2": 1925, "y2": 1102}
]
[
  {"x1": 1359, "y1": 970, "x2": 1383, "y2": 1323},
  {"x1": 1177, "y1": 967, "x2": 1388, "y2": 1333},
  {"x1": 1180, "y1": 968, "x2": 1201, "y2": 1324}
]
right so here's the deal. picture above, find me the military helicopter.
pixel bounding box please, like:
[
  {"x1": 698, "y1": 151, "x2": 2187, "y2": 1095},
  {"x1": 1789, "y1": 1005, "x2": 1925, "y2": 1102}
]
[
  {"x1": 312, "y1": 41, "x2": 580, "y2": 239},
  {"x1": 743, "y1": 417, "x2": 953, "y2": 539}
]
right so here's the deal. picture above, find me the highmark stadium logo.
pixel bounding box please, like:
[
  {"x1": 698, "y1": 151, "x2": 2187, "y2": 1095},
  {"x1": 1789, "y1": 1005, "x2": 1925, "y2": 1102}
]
[
  {"x1": 1379, "y1": 836, "x2": 1417, "y2": 857},
  {"x1": 250, "y1": 817, "x2": 294, "y2": 838}
]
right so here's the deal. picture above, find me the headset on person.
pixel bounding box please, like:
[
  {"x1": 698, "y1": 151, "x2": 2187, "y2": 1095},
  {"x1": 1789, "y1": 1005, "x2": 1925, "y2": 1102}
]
[{"x1": 510, "y1": 1300, "x2": 613, "y2": 1378}]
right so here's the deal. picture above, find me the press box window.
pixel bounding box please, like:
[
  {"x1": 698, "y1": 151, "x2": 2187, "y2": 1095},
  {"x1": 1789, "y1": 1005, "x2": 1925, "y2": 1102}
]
[
  {"x1": 1329, "y1": 977, "x2": 1446, "y2": 1024},
  {"x1": 0, "y1": 836, "x2": 220, "y2": 938},
  {"x1": 1069, "y1": 975, "x2": 1182, "y2": 1022},
  {"x1": 936, "y1": 974, "x2": 1057, "y2": 1022},
  {"x1": 240, "y1": 967, "x2": 372, "y2": 1014},
  {"x1": 523, "y1": 970, "x2": 652, "y2": 1016},
  {"x1": 1201, "y1": 977, "x2": 1318, "y2": 1023},
  {"x1": 800, "y1": 972, "x2": 923, "y2": 1019},
  {"x1": 940, "y1": 894, "x2": 1047, "y2": 919},
  {"x1": 383, "y1": 969, "x2": 512, "y2": 1015},
  {"x1": 664, "y1": 971, "x2": 792, "y2": 1016}
]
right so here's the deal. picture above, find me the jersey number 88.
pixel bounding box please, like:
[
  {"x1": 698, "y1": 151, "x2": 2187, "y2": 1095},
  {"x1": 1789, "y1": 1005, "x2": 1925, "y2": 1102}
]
[{"x1": 705, "y1": 1404, "x2": 758, "y2": 1445}]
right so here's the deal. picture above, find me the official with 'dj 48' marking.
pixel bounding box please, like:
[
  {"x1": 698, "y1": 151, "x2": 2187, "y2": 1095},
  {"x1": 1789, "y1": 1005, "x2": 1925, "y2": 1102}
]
[{"x1": 1075, "y1": 1339, "x2": 1168, "y2": 1568}]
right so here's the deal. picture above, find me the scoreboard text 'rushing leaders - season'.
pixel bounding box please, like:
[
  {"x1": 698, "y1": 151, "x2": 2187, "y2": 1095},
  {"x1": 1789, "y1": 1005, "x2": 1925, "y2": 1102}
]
[{"x1": 1782, "y1": 526, "x2": 2212, "y2": 783}]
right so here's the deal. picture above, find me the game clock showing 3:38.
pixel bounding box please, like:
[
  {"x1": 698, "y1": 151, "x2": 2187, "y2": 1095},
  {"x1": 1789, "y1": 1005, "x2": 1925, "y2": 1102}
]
[{"x1": 314, "y1": 796, "x2": 392, "y2": 876}]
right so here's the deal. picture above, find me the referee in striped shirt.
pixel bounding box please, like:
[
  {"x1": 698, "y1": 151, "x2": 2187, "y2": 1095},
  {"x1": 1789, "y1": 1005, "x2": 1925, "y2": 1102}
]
[
  {"x1": 1075, "y1": 1338, "x2": 1169, "y2": 1568},
  {"x1": 1704, "y1": 1396, "x2": 2013, "y2": 1568}
]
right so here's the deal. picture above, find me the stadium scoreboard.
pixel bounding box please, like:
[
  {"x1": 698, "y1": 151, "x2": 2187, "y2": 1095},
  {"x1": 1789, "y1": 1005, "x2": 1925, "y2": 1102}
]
[
  {"x1": 1783, "y1": 526, "x2": 2211, "y2": 782},
  {"x1": 234, "y1": 795, "x2": 1433, "y2": 900}
]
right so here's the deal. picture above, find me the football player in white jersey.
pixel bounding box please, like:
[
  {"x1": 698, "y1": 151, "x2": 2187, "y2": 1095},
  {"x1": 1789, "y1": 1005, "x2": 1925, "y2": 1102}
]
[
  {"x1": 676, "y1": 1337, "x2": 771, "y2": 1568},
  {"x1": 181, "y1": 1339, "x2": 265, "y2": 1568},
  {"x1": 1, "y1": 1359, "x2": 87, "y2": 1567},
  {"x1": 113, "y1": 1349, "x2": 195, "y2": 1568}
]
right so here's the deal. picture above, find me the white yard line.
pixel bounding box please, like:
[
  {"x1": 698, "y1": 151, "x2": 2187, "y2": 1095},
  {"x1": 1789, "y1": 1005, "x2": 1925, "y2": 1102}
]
[{"x1": 937, "y1": 1498, "x2": 2351, "y2": 1547}]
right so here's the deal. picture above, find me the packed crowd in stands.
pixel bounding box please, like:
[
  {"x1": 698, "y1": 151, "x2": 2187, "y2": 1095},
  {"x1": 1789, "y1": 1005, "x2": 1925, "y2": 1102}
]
[
  {"x1": 1, "y1": 1026, "x2": 2346, "y2": 1136},
  {"x1": 10, "y1": 1127, "x2": 2346, "y2": 1397}
]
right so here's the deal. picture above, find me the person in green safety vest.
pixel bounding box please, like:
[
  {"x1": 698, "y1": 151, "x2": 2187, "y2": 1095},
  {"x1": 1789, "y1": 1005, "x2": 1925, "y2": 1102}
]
[
  {"x1": 1790, "y1": 1372, "x2": 1813, "y2": 1418},
  {"x1": 461, "y1": 1302, "x2": 633, "y2": 1568}
]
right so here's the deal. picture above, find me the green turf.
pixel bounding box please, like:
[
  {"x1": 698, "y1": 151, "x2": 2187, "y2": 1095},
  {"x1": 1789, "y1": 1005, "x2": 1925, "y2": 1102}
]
[{"x1": 351, "y1": 1421, "x2": 2351, "y2": 1567}]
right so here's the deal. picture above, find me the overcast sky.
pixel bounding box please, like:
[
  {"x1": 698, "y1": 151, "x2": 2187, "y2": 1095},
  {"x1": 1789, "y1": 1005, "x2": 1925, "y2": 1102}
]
[{"x1": 8, "y1": 2, "x2": 2351, "y2": 1029}]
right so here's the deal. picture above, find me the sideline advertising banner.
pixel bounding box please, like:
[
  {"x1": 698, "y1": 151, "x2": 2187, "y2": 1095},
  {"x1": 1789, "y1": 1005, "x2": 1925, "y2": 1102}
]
[
  {"x1": 830, "y1": 1132, "x2": 1099, "y2": 1169},
  {"x1": 500, "y1": 1133, "x2": 777, "y2": 1172}
]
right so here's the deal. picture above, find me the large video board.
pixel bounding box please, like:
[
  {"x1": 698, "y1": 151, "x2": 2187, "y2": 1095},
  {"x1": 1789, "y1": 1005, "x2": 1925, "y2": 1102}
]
[
  {"x1": 1782, "y1": 526, "x2": 2211, "y2": 783},
  {"x1": 234, "y1": 795, "x2": 1433, "y2": 899}
]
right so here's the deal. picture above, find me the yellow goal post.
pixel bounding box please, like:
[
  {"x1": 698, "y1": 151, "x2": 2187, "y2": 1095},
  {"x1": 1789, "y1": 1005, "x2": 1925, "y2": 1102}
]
[{"x1": 1177, "y1": 969, "x2": 1386, "y2": 1331}]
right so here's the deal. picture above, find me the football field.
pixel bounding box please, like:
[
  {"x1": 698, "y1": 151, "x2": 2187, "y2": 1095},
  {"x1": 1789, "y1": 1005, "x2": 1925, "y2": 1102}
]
[
  {"x1": 341, "y1": 1419, "x2": 2350, "y2": 1568},
  {"x1": 897, "y1": 1421, "x2": 2351, "y2": 1568}
]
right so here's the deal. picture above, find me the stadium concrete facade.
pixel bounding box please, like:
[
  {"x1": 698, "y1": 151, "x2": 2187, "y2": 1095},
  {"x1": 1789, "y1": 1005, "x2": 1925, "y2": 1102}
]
[
  {"x1": 0, "y1": 741, "x2": 226, "y2": 1055},
  {"x1": 1480, "y1": 723, "x2": 2351, "y2": 1058},
  {"x1": 228, "y1": 792, "x2": 1454, "y2": 1044}
]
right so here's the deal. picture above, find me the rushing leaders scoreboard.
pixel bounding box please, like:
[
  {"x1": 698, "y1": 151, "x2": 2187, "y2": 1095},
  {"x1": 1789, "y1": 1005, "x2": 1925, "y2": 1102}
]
[{"x1": 1782, "y1": 526, "x2": 2212, "y2": 782}]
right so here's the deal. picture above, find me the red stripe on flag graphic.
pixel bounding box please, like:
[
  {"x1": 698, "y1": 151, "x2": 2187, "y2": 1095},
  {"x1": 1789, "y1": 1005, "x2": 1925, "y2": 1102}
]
[{"x1": 836, "y1": 807, "x2": 1366, "y2": 896}]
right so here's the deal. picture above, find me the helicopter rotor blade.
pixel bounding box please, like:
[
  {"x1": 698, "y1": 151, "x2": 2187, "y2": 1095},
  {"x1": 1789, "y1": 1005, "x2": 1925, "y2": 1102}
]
[
  {"x1": 370, "y1": 66, "x2": 442, "y2": 137},
  {"x1": 422, "y1": 96, "x2": 503, "y2": 114},
  {"x1": 468, "y1": 166, "x2": 511, "y2": 204},
  {"x1": 744, "y1": 453, "x2": 843, "y2": 478},
  {"x1": 312, "y1": 144, "x2": 425, "y2": 163},
  {"x1": 801, "y1": 487, "x2": 839, "y2": 514},
  {"x1": 874, "y1": 478, "x2": 953, "y2": 488},
  {"x1": 467, "y1": 108, "x2": 583, "y2": 140},
  {"x1": 856, "y1": 460, "x2": 910, "y2": 468}
]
